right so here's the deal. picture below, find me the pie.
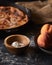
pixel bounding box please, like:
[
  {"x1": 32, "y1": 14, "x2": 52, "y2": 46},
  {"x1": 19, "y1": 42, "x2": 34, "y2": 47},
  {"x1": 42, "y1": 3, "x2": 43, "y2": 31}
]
[{"x1": 0, "y1": 6, "x2": 28, "y2": 29}]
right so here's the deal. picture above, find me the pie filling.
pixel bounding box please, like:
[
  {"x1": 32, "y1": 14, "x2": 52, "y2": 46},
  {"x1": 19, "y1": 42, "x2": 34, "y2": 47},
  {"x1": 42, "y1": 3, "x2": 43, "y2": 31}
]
[{"x1": 0, "y1": 6, "x2": 28, "y2": 29}]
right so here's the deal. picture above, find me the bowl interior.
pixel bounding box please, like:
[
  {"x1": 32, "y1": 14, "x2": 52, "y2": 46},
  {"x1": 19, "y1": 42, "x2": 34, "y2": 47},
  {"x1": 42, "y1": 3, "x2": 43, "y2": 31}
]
[{"x1": 5, "y1": 35, "x2": 30, "y2": 48}]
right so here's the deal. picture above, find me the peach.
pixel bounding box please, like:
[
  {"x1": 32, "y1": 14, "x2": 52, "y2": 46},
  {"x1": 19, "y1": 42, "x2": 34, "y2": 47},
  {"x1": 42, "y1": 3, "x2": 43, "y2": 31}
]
[
  {"x1": 37, "y1": 24, "x2": 52, "y2": 48},
  {"x1": 37, "y1": 34, "x2": 49, "y2": 48},
  {"x1": 49, "y1": 25, "x2": 52, "y2": 34},
  {"x1": 41, "y1": 24, "x2": 52, "y2": 34}
]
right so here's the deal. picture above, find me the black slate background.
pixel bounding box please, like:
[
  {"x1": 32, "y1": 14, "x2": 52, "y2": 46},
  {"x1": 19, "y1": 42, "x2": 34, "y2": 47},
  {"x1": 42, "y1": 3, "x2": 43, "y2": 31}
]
[{"x1": 0, "y1": 21, "x2": 52, "y2": 65}]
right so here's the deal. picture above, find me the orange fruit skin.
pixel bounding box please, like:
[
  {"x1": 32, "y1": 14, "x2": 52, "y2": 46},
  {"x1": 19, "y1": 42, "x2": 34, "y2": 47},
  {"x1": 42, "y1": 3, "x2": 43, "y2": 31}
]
[
  {"x1": 37, "y1": 24, "x2": 52, "y2": 48},
  {"x1": 37, "y1": 34, "x2": 49, "y2": 48},
  {"x1": 41, "y1": 24, "x2": 52, "y2": 34}
]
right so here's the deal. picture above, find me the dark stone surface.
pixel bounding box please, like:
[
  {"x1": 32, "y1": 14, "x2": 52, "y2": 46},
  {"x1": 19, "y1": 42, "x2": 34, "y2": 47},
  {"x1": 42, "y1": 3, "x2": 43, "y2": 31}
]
[{"x1": 0, "y1": 22, "x2": 52, "y2": 65}]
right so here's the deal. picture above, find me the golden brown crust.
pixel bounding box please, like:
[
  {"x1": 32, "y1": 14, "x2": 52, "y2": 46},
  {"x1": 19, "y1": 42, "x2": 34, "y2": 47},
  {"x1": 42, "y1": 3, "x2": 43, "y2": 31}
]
[{"x1": 0, "y1": 6, "x2": 28, "y2": 29}]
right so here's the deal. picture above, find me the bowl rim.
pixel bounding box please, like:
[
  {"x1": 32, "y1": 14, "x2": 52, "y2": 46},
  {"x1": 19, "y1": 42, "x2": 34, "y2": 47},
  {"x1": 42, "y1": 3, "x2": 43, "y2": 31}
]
[{"x1": 4, "y1": 34, "x2": 30, "y2": 48}]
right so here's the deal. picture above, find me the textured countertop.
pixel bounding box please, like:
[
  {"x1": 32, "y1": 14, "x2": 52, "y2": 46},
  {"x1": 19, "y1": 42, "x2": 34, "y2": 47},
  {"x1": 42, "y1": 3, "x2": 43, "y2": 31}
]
[
  {"x1": 0, "y1": 22, "x2": 52, "y2": 65},
  {"x1": 0, "y1": 1, "x2": 52, "y2": 65}
]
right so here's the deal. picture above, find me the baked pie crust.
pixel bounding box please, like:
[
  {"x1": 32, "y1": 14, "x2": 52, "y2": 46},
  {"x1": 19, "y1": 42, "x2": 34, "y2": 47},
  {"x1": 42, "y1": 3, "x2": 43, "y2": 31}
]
[{"x1": 0, "y1": 6, "x2": 28, "y2": 29}]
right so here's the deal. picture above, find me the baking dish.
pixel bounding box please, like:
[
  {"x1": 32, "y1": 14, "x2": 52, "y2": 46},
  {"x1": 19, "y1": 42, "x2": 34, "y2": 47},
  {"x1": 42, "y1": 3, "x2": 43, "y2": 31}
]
[{"x1": 0, "y1": 1, "x2": 30, "y2": 33}]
